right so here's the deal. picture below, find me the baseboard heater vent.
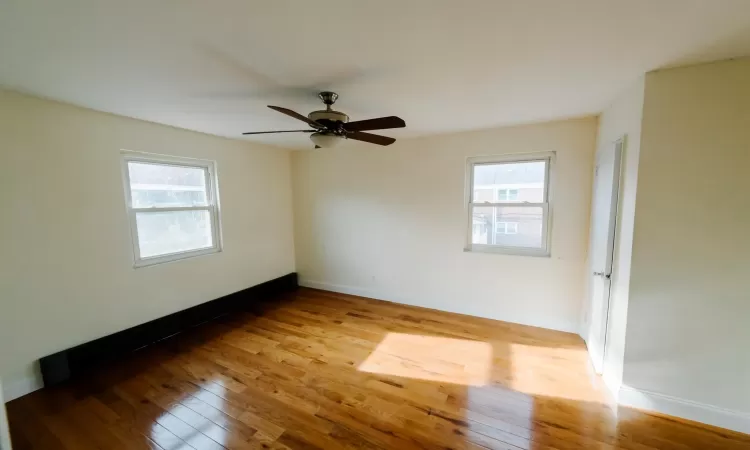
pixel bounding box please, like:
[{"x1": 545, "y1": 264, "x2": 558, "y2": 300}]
[{"x1": 39, "y1": 272, "x2": 298, "y2": 387}]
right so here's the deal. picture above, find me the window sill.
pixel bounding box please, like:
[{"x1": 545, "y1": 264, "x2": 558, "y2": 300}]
[
  {"x1": 134, "y1": 246, "x2": 221, "y2": 268},
  {"x1": 463, "y1": 245, "x2": 550, "y2": 257}
]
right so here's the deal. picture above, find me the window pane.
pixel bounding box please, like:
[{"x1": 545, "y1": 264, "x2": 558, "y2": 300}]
[
  {"x1": 496, "y1": 189, "x2": 520, "y2": 202},
  {"x1": 472, "y1": 206, "x2": 544, "y2": 248},
  {"x1": 473, "y1": 188, "x2": 494, "y2": 203},
  {"x1": 136, "y1": 210, "x2": 213, "y2": 258},
  {"x1": 128, "y1": 162, "x2": 208, "y2": 207},
  {"x1": 496, "y1": 221, "x2": 519, "y2": 235},
  {"x1": 473, "y1": 161, "x2": 546, "y2": 203}
]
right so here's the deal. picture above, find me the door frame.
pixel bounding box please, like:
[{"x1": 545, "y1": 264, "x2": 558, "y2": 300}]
[{"x1": 587, "y1": 136, "x2": 624, "y2": 374}]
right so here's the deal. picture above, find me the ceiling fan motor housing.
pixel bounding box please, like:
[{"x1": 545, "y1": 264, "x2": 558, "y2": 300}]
[
  {"x1": 245, "y1": 90, "x2": 402, "y2": 147},
  {"x1": 308, "y1": 110, "x2": 349, "y2": 124},
  {"x1": 308, "y1": 91, "x2": 348, "y2": 129}
]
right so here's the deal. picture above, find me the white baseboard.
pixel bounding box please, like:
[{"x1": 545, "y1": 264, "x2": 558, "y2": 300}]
[
  {"x1": 582, "y1": 341, "x2": 621, "y2": 403},
  {"x1": 298, "y1": 280, "x2": 579, "y2": 334},
  {"x1": 2, "y1": 376, "x2": 42, "y2": 403},
  {"x1": 301, "y1": 280, "x2": 378, "y2": 302},
  {"x1": 618, "y1": 385, "x2": 750, "y2": 434},
  {"x1": 602, "y1": 372, "x2": 621, "y2": 402}
]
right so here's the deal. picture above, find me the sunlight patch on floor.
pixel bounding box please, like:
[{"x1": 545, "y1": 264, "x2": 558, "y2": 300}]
[
  {"x1": 508, "y1": 343, "x2": 608, "y2": 403},
  {"x1": 358, "y1": 333, "x2": 493, "y2": 386}
]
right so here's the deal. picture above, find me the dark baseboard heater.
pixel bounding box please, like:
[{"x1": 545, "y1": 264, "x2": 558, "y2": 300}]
[{"x1": 39, "y1": 272, "x2": 298, "y2": 387}]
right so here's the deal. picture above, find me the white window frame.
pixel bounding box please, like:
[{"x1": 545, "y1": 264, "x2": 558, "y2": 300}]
[
  {"x1": 121, "y1": 150, "x2": 223, "y2": 268},
  {"x1": 464, "y1": 152, "x2": 554, "y2": 257}
]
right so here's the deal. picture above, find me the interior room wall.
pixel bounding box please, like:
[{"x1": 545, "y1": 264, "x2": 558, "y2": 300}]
[
  {"x1": 0, "y1": 380, "x2": 10, "y2": 449},
  {"x1": 0, "y1": 90, "x2": 296, "y2": 401},
  {"x1": 621, "y1": 58, "x2": 750, "y2": 432},
  {"x1": 582, "y1": 77, "x2": 645, "y2": 396},
  {"x1": 292, "y1": 118, "x2": 597, "y2": 333}
]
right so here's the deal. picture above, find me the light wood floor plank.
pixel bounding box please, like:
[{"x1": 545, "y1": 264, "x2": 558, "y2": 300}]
[{"x1": 7, "y1": 288, "x2": 750, "y2": 450}]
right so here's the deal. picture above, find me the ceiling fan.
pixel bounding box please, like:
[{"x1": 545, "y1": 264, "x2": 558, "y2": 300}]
[{"x1": 242, "y1": 92, "x2": 405, "y2": 148}]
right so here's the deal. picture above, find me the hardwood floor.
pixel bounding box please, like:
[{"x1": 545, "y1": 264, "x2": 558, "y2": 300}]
[{"x1": 7, "y1": 288, "x2": 750, "y2": 450}]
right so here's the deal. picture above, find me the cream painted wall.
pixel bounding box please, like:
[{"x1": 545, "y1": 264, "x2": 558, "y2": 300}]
[
  {"x1": 292, "y1": 118, "x2": 597, "y2": 333},
  {"x1": 0, "y1": 90, "x2": 296, "y2": 400},
  {"x1": 0, "y1": 381, "x2": 10, "y2": 449},
  {"x1": 624, "y1": 59, "x2": 750, "y2": 414},
  {"x1": 583, "y1": 77, "x2": 644, "y2": 395}
]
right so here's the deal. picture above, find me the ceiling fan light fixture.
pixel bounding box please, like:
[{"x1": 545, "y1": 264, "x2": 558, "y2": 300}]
[
  {"x1": 242, "y1": 93, "x2": 405, "y2": 147},
  {"x1": 310, "y1": 132, "x2": 343, "y2": 148}
]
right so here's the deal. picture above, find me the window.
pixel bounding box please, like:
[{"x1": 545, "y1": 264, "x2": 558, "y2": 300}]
[
  {"x1": 497, "y1": 189, "x2": 519, "y2": 201},
  {"x1": 465, "y1": 153, "x2": 552, "y2": 256},
  {"x1": 121, "y1": 151, "x2": 222, "y2": 267}
]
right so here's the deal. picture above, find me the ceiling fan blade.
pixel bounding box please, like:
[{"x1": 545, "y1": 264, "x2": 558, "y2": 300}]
[
  {"x1": 347, "y1": 131, "x2": 396, "y2": 146},
  {"x1": 344, "y1": 116, "x2": 406, "y2": 132},
  {"x1": 242, "y1": 130, "x2": 313, "y2": 135},
  {"x1": 268, "y1": 105, "x2": 324, "y2": 128}
]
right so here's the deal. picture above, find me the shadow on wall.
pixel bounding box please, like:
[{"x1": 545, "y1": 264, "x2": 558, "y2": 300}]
[{"x1": 6, "y1": 290, "x2": 749, "y2": 450}]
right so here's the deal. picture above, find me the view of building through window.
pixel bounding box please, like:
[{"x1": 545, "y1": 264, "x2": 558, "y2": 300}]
[
  {"x1": 128, "y1": 162, "x2": 208, "y2": 208},
  {"x1": 470, "y1": 160, "x2": 547, "y2": 250},
  {"x1": 128, "y1": 162, "x2": 214, "y2": 258}
]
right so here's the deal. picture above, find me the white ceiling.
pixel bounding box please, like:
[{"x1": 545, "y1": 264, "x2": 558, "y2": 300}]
[{"x1": 2, "y1": 0, "x2": 750, "y2": 149}]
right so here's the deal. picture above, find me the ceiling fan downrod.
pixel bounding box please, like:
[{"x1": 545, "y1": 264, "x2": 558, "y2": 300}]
[{"x1": 318, "y1": 91, "x2": 338, "y2": 111}]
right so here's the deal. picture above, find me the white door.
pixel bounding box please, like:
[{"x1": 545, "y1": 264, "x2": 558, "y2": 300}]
[{"x1": 586, "y1": 138, "x2": 623, "y2": 374}]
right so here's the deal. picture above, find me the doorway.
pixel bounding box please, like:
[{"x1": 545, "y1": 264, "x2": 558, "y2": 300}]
[{"x1": 586, "y1": 138, "x2": 623, "y2": 374}]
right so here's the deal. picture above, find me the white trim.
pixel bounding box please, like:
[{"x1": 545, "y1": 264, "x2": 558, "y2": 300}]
[
  {"x1": 465, "y1": 242, "x2": 549, "y2": 257},
  {"x1": 466, "y1": 151, "x2": 556, "y2": 165},
  {"x1": 133, "y1": 245, "x2": 220, "y2": 268},
  {"x1": 618, "y1": 385, "x2": 750, "y2": 434},
  {"x1": 602, "y1": 372, "x2": 621, "y2": 402},
  {"x1": 584, "y1": 336, "x2": 620, "y2": 401},
  {"x1": 470, "y1": 202, "x2": 545, "y2": 208},
  {"x1": 587, "y1": 340, "x2": 604, "y2": 375},
  {"x1": 131, "y1": 206, "x2": 211, "y2": 213},
  {"x1": 464, "y1": 152, "x2": 555, "y2": 257},
  {"x1": 130, "y1": 183, "x2": 206, "y2": 191},
  {"x1": 298, "y1": 280, "x2": 579, "y2": 333},
  {"x1": 2, "y1": 375, "x2": 43, "y2": 402},
  {"x1": 585, "y1": 137, "x2": 624, "y2": 375},
  {"x1": 120, "y1": 150, "x2": 223, "y2": 268},
  {"x1": 121, "y1": 150, "x2": 216, "y2": 168}
]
